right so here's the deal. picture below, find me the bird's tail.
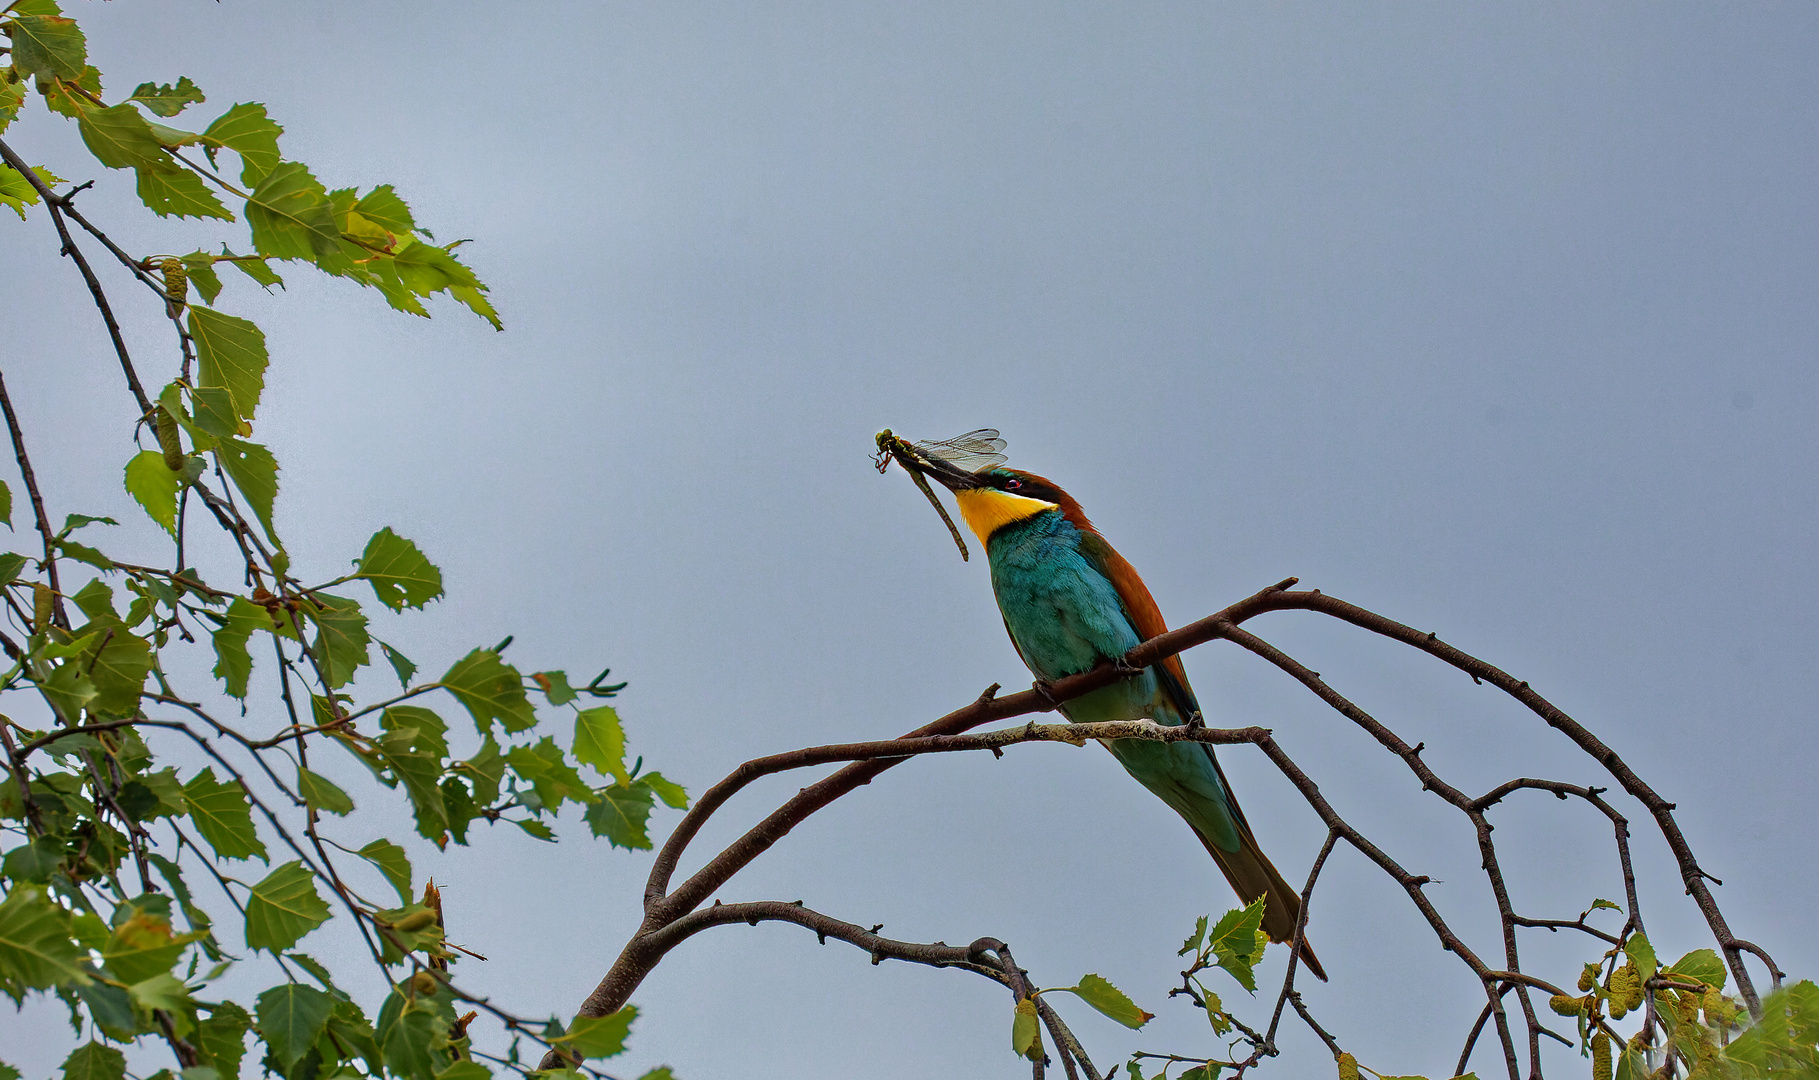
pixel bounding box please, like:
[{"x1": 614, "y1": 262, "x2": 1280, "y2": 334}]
[{"x1": 1192, "y1": 824, "x2": 1327, "y2": 982}]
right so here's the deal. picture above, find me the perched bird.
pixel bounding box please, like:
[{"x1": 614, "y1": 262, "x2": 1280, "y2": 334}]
[{"x1": 883, "y1": 430, "x2": 1324, "y2": 980}]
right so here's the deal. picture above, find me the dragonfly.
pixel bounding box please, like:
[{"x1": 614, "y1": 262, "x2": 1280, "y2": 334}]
[{"x1": 874, "y1": 428, "x2": 1009, "y2": 561}]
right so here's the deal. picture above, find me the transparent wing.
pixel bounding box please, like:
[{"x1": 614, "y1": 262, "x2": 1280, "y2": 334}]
[{"x1": 913, "y1": 428, "x2": 1008, "y2": 473}]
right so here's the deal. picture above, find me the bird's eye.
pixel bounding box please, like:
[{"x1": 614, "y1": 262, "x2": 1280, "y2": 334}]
[{"x1": 1004, "y1": 478, "x2": 1022, "y2": 490}]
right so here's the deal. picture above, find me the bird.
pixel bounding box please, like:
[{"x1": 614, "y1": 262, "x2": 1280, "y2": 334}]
[{"x1": 883, "y1": 429, "x2": 1325, "y2": 980}]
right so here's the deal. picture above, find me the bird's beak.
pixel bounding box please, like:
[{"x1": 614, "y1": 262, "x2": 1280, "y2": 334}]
[
  {"x1": 876, "y1": 429, "x2": 984, "y2": 490},
  {"x1": 914, "y1": 454, "x2": 983, "y2": 491}
]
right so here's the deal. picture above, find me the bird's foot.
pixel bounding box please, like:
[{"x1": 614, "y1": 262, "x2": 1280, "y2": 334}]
[
  {"x1": 1184, "y1": 711, "x2": 1206, "y2": 731},
  {"x1": 1031, "y1": 679, "x2": 1061, "y2": 710},
  {"x1": 1111, "y1": 656, "x2": 1145, "y2": 676}
]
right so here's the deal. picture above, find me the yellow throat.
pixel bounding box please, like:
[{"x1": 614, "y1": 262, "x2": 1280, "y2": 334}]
[{"x1": 954, "y1": 487, "x2": 1060, "y2": 545}]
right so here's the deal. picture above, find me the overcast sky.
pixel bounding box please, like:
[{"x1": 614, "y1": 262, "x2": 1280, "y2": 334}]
[{"x1": 4, "y1": 3, "x2": 1816, "y2": 1078}]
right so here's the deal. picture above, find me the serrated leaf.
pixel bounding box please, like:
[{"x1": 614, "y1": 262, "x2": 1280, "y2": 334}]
[
  {"x1": 640, "y1": 771, "x2": 688, "y2": 809},
  {"x1": 137, "y1": 164, "x2": 232, "y2": 220},
  {"x1": 357, "y1": 839, "x2": 413, "y2": 905},
  {"x1": 507, "y1": 736, "x2": 596, "y2": 812},
  {"x1": 0, "y1": 552, "x2": 27, "y2": 583},
  {"x1": 77, "y1": 103, "x2": 168, "y2": 170},
  {"x1": 202, "y1": 103, "x2": 282, "y2": 187},
  {"x1": 0, "y1": 884, "x2": 90, "y2": 988},
  {"x1": 7, "y1": 14, "x2": 87, "y2": 81},
  {"x1": 244, "y1": 861, "x2": 330, "y2": 952},
  {"x1": 514, "y1": 817, "x2": 554, "y2": 841},
  {"x1": 213, "y1": 438, "x2": 279, "y2": 545},
  {"x1": 379, "y1": 994, "x2": 450, "y2": 1080},
  {"x1": 1181, "y1": 913, "x2": 1209, "y2": 957},
  {"x1": 437, "y1": 1064, "x2": 489, "y2": 1080},
  {"x1": 0, "y1": 74, "x2": 26, "y2": 136},
  {"x1": 383, "y1": 704, "x2": 449, "y2": 758},
  {"x1": 182, "y1": 767, "x2": 267, "y2": 861},
  {"x1": 189, "y1": 305, "x2": 268, "y2": 423},
  {"x1": 0, "y1": 162, "x2": 65, "y2": 220},
  {"x1": 83, "y1": 625, "x2": 152, "y2": 716},
  {"x1": 1589, "y1": 898, "x2": 1621, "y2": 913},
  {"x1": 532, "y1": 670, "x2": 577, "y2": 705},
  {"x1": 304, "y1": 593, "x2": 370, "y2": 689},
  {"x1": 209, "y1": 596, "x2": 270, "y2": 697},
  {"x1": 355, "y1": 527, "x2": 443, "y2": 611},
  {"x1": 558, "y1": 1007, "x2": 637, "y2": 1060},
  {"x1": 572, "y1": 705, "x2": 627, "y2": 784},
  {"x1": 128, "y1": 971, "x2": 192, "y2": 1014},
  {"x1": 222, "y1": 246, "x2": 284, "y2": 290},
  {"x1": 179, "y1": 250, "x2": 224, "y2": 304},
  {"x1": 257, "y1": 982, "x2": 335, "y2": 1068},
  {"x1": 379, "y1": 640, "x2": 418, "y2": 689},
  {"x1": 1206, "y1": 896, "x2": 1269, "y2": 993},
  {"x1": 128, "y1": 76, "x2": 204, "y2": 117},
  {"x1": 1667, "y1": 949, "x2": 1727, "y2": 990},
  {"x1": 194, "y1": 1003, "x2": 251, "y2": 1080},
  {"x1": 102, "y1": 906, "x2": 195, "y2": 983},
  {"x1": 58, "y1": 1043, "x2": 123, "y2": 1080},
  {"x1": 125, "y1": 449, "x2": 182, "y2": 535},
  {"x1": 440, "y1": 648, "x2": 536, "y2": 734},
  {"x1": 55, "y1": 535, "x2": 113, "y2": 569},
  {"x1": 352, "y1": 185, "x2": 416, "y2": 235},
  {"x1": 245, "y1": 161, "x2": 342, "y2": 262},
  {"x1": 296, "y1": 766, "x2": 353, "y2": 816},
  {"x1": 1062, "y1": 974, "x2": 1153, "y2": 1029},
  {"x1": 584, "y1": 782, "x2": 654, "y2": 850}
]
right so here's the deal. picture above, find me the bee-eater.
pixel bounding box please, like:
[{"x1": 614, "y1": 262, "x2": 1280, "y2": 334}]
[{"x1": 888, "y1": 431, "x2": 1325, "y2": 980}]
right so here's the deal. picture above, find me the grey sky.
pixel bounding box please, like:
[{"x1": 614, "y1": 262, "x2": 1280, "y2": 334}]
[{"x1": 3, "y1": 3, "x2": 1816, "y2": 1078}]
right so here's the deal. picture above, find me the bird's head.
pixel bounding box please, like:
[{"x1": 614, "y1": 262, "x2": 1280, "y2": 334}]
[{"x1": 927, "y1": 465, "x2": 1091, "y2": 546}]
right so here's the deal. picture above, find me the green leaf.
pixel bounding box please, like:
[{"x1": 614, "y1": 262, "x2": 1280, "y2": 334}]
[
  {"x1": 513, "y1": 818, "x2": 553, "y2": 841},
  {"x1": 0, "y1": 74, "x2": 26, "y2": 136},
  {"x1": 0, "y1": 884, "x2": 90, "y2": 988},
  {"x1": 440, "y1": 648, "x2": 536, "y2": 734},
  {"x1": 379, "y1": 996, "x2": 450, "y2": 1080},
  {"x1": 1667, "y1": 949, "x2": 1727, "y2": 990},
  {"x1": 128, "y1": 971, "x2": 193, "y2": 1014},
  {"x1": 1589, "y1": 898, "x2": 1621, "y2": 913},
  {"x1": 58, "y1": 1043, "x2": 124, "y2": 1080},
  {"x1": 55, "y1": 535, "x2": 114, "y2": 570},
  {"x1": 297, "y1": 766, "x2": 354, "y2": 816},
  {"x1": 257, "y1": 982, "x2": 335, "y2": 1068},
  {"x1": 0, "y1": 162, "x2": 65, "y2": 220},
  {"x1": 1059, "y1": 974, "x2": 1153, "y2": 1030},
  {"x1": 148, "y1": 853, "x2": 214, "y2": 937},
  {"x1": 222, "y1": 247, "x2": 284, "y2": 290},
  {"x1": 125, "y1": 449, "x2": 183, "y2": 535},
  {"x1": 1624, "y1": 932, "x2": 1657, "y2": 984},
  {"x1": 194, "y1": 1003, "x2": 251, "y2": 1080},
  {"x1": 635, "y1": 1070, "x2": 676, "y2": 1080},
  {"x1": 1180, "y1": 1067, "x2": 1215, "y2": 1080},
  {"x1": 209, "y1": 596, "x2": 271, "y2": 698},
  {"x1": 1011, "y1": 996, "x2": 1040, "y2": 1060},
  {"x1": 640, "y1": 771, "x2": 689, "y2": 809},
  {"x1": 77, "y1": 103, "x2": 168, "y2": 170},
  {"x1": 584, "y1": 781, "x2": 654, "y2": 850},
  {"x1": 437, "y1": 1064, "x2": 490, "y2": 1080},
  {"x1": 572, "y1": 705, "x2": 627, "y2": 783},
  {"x1": 137, "y1": 164, "x2": 232, "y2": 220},
  {"x1": 352, "y1": 185, "x2": 417, "y2": 235},
  {"x1": 532, "y1": 670, "x2": 577, "y2": 705},
  {"x1": 507, "y1": 736, "x2": 596, "y2": 812},
  {"x1": 189, "y1": 306, "x2": 268, "y2": 424},
  {"x1": 383, "y1": 704, "x2": 449, "y2": 758},
  {"x1": 213, "y1": 438, "x2": 279, "y2": 545},
  {"x1": 202, "y1": 103, "x2": 282, "y2": 187},
  {"x1": 83, "y1": 625, "x2": 152, "y2": 717},
  {"x1": 128, "y1": 76, "x2": 204, "y2": 117},
  {"x1": 6, "y1": 13, "x2": 88, "y2": 81},
  {"x1": 102, "y1": 906, "x2": 195, "y2": 983},
  {"x1": 358, "y1": 839, "x2": 413, "y2": 905},
  {"x1": 244, "y1": 861, "x2": 330, "y2": 952},
  {"x1": 362, "y1": 729, "x2": 447, "y2": 842},
  {"x1": 0, "y1": 480, "x2": 10, "y2": 529},
  {"x1": 380, "y1": 641, "x2": 418, "y2": 689},
  {"x1": 178, "y1": 250, "x2": 225, "y2": 304},
  {"x1": 37, "y1": 660, "x2": 97, "y2": 718},
  {"x1": 181, "y1": 771, "x2": 266, "y2": 866},
  {"x1": 4, "y1": 835, "x2": 66, "y2": 882},
  {"x1": 75, "y1": 981, "x2": 138, "y2": 1040},
  {"x1": 1206, "y1": 896, "x2": 1269, "y2": 993},
  {"x1": 355, "y1": 527, "x2": 444, "y2": 611},
  {"x1": 1180, "y1": 913, "x2": 1209, "y2": 957},
  {"x1": 559, "y1": 1007, "x2": 637, "y2": 1060},
  {"x1": 304, "y1": 593, "x2": 370, "y2": 689},
  {"x1": 245, "y1": 161, "x2": 343, "y2": 263}
]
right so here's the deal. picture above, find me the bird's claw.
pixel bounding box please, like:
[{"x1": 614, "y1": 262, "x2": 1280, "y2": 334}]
[
  {"x1": 1184, "y1": 711, "x2": 1206, "y2": 731},
  {"x1": 1031, "y1": 679, "x2": 1060, "y2": 710}
]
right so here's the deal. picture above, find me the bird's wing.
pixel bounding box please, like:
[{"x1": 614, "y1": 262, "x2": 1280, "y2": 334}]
[{"x1": 1076, "y1": 531, "x2": 1201, "y2": 720}]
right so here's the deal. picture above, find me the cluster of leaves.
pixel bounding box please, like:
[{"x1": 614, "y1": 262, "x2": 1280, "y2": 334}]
[
  {"x1": 1, "y1": 5, "x2": 681, "y2": 1080},
  {"x1": 1010, "y1": 974, "x2": 1153, "y2": 1065},
  {"x1": 1544, "y1": 912, "x2": 1819, "y2": 1080}
]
